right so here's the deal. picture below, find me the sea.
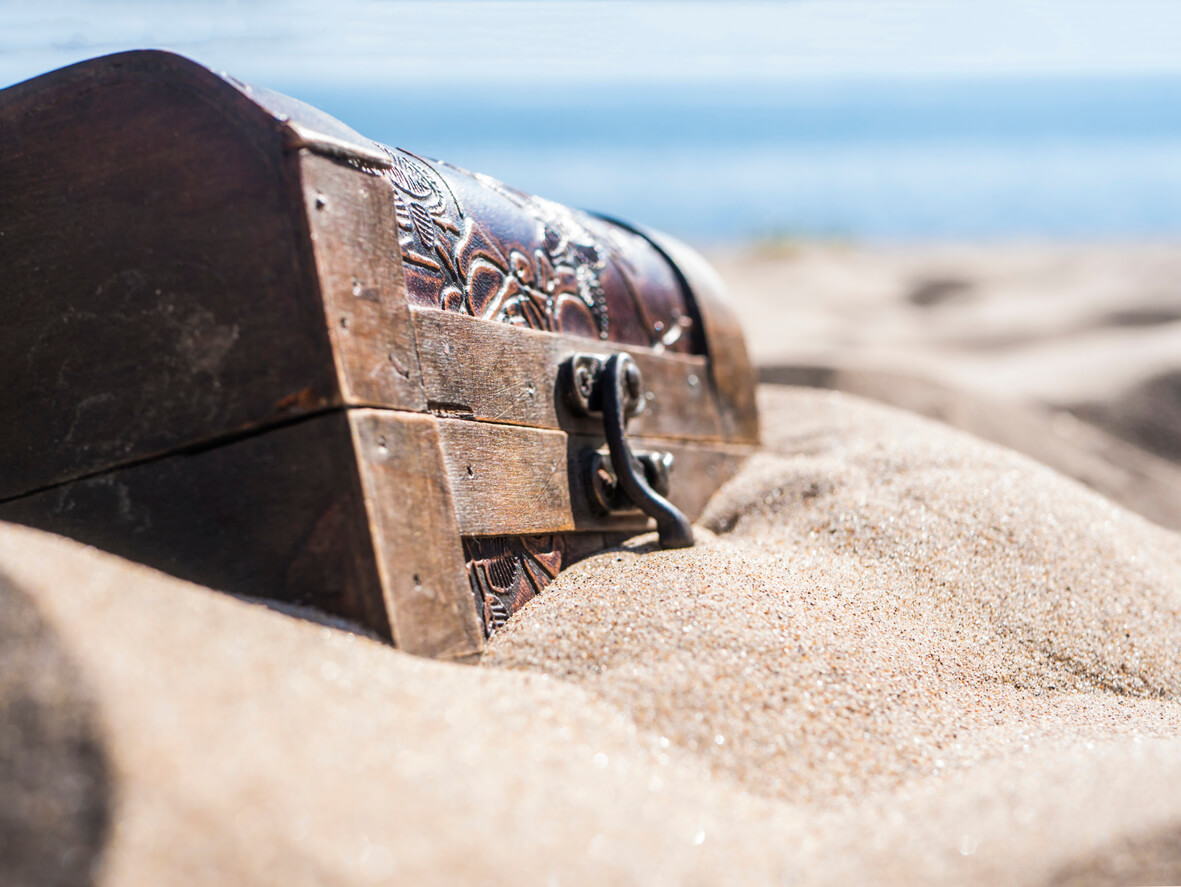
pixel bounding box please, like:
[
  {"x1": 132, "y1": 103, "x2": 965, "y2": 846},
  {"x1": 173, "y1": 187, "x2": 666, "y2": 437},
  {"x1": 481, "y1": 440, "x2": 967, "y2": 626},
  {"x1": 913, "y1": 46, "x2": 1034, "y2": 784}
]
[{"x1": 287, "y1": 75, "x2": 1181, "y2": 244}]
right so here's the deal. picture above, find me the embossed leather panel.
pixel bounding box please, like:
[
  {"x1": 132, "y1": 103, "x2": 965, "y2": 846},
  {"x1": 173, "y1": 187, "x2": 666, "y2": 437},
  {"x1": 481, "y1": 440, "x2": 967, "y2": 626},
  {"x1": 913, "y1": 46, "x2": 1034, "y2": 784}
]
[{"x1": 373, "y1": 148, "x2": 702, "y2": 354}]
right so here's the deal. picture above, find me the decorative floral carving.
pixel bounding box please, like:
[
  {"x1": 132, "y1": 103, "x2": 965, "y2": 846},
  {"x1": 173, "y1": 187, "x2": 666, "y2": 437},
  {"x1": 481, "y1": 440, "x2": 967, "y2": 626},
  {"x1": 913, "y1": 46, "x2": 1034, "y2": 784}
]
[
  {"x1": 377, "y1": 147, "x2": 697, "y2": 353},
  {"x1": 465, "y1": 535, "x2": 562, "y2": 636}
]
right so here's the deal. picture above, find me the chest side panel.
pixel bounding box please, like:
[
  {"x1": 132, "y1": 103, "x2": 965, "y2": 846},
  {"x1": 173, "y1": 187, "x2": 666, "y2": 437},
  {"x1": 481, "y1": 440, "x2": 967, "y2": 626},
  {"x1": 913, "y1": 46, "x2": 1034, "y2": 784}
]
[
  {"x1": 0, "y1": 412, "x2": 392, "y2": 639},
  {"x1": 0, "y1": 54, "x2": 344, "y2": 500}
]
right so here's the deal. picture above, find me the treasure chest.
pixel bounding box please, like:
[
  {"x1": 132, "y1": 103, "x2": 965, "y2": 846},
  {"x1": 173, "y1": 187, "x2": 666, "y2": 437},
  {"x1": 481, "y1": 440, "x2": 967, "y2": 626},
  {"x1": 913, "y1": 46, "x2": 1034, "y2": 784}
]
[{"x1": 0, "y1": 51, "x2": 758, "y2": 660}]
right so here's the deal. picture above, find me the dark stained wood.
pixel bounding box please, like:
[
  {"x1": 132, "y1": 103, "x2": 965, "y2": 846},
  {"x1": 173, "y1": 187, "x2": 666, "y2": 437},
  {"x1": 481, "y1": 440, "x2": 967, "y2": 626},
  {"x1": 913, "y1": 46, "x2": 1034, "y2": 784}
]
[
  {"x1": 437, "y1": 418, "x2": 753, "y2": 536},
  {"x1": 348, "y1": 410, "x2": 484, "y2": 659},
  {"x1": 0, "y1": 412, "x2": 392, "y2": 639},
  {"x1": 0, "y1": 51, "x2": 346, "y2": 499},
  {"x1": 299, "y1": 152, "x2": 427, "y2": 411},
  {"x1": 413, "y1": 308, "x2": 725, "y2": 440}
]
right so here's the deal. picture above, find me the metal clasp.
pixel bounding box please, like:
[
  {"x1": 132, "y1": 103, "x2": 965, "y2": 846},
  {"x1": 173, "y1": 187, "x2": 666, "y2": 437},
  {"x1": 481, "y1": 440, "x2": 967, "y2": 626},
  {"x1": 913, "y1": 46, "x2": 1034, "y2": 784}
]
[{"x1": 563, "y1": 352, "x2": 694, "y2": 549}]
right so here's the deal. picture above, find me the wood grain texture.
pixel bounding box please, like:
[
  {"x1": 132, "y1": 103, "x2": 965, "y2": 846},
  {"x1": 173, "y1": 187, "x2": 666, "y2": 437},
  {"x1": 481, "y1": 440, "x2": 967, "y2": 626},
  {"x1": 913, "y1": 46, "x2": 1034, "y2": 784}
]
[
  {"x1": 0, "y1": 51, "x2": 345, "y2": 499},
  {"x1": 413, "y1": 308, "x2": 723, "y2": 440},
  {"x1": 0, "y1": 412, "x2": 392, "y2": 638},
  {"x1": 348, "y1": 410, "x2": 484, "y2": 659},
  {"x1": 437, "y1": 418, "x2": 753, "y2": 536},
  {"x1": 299, "y1": 152, "x2": 427, "y2": 411}
]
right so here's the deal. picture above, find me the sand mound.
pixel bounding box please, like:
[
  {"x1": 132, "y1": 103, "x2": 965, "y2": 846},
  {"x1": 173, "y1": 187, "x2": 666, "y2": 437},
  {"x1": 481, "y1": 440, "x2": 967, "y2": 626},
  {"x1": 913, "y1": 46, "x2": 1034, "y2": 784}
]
[
  {"x1": 759, "y1": 363, "x2": 1181, "y2": 532},
  {"x1": 0, "y1": 521, "x2": 804, "y2": 887},
  {"x1": 712, "y1": 242, "x2": 1181, "y2": 525},
  {"x1": 487, "y1": 388, "x2": 1181, "y2": 803},
  {"x1": 3, "y1": 386, "x2": 1181, "y2": 885}
]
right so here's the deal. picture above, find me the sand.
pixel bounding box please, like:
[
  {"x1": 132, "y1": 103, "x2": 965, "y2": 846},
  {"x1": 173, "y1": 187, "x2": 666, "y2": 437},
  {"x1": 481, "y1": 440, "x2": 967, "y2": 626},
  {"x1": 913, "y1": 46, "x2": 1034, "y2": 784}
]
[
  {"x1": 2, "y1": 382, "x2": 1181, "y2": 885},
  {"x1": 488, "y1": 388, "x2": 1181, "y2": 798},
  {"x1": 3, "y1": 243, "x2": 1181, "y2": 885},
  {"x1": 709, "y1": 241, "x2": 1181, "y2": 411},
  {"x1": 712, "y1": 241, "x2": 1181, "y2": 531}
]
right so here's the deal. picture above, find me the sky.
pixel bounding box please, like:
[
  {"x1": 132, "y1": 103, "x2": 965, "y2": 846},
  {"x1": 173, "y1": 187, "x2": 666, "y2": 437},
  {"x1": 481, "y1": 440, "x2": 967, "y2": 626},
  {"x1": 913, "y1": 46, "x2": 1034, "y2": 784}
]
[
  {"x1": 4, "y1": 0, "x2": 1181, "y2": 92},
  {"x1": 5, "y1": 2, "x2": 1181, "y2": 240}
]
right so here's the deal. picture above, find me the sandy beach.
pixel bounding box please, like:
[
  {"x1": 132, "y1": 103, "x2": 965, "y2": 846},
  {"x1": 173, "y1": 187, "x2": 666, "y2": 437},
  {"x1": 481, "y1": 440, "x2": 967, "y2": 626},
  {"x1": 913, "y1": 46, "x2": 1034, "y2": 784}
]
[
  {"x1": 4, "y1": 242, "x2": 1181, "y2": 886},
  {"x1": 713, "y1": 241, "x2": 1181, "y2": 531}
]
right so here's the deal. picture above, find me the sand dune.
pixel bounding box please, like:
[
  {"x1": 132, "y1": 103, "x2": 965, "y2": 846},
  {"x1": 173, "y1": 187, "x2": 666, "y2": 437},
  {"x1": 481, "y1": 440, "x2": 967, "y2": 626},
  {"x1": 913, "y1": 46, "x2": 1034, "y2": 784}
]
[
  {"x1": 713, "y1": 242, "x2": 1181, "y2": 532},
  {"x1": 710, "y1": 241, "x2": 1181, "y2": 407}
]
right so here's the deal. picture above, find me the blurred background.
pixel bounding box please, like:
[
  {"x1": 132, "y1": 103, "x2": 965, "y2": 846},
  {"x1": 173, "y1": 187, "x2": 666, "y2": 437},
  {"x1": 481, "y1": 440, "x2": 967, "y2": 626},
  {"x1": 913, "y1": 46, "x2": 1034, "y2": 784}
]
[
  {"x1": 5, "y1": 0, "x2": 1181, "y2": 525},
  {"x1": 4, "y1": 0, "x2": 1181, "y2": 243}
]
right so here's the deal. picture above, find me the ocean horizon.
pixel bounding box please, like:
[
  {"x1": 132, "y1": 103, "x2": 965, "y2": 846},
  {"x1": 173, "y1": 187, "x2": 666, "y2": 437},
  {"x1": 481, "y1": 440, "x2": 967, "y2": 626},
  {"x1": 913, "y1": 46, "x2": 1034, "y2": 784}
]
[{"x1": 279, "y1": 74, "x2": 1181, "y2": 244}]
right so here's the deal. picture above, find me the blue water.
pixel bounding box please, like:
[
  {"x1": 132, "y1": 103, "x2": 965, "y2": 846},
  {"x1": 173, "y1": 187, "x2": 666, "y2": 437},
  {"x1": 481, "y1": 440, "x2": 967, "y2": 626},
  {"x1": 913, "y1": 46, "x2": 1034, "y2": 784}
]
[{"x1": 284, "y1": 76, "x2": 1181, "y2": 242}]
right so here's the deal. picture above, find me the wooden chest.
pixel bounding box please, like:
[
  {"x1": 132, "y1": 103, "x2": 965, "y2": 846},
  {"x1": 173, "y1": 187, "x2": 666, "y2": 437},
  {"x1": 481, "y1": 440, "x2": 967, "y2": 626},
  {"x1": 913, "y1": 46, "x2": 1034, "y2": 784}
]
[{"x1": 0, "y1": 51, "x2": 758, "y2": 660}]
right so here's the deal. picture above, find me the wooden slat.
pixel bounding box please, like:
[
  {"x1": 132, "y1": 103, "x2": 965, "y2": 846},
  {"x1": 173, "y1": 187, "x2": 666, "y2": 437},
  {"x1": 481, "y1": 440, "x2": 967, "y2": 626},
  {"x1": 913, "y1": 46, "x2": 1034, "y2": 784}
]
[
  {"x1": 413, "y1": 308, "x2": 725, "y2": 440},
  {"x1": 348, "y1": 410, "x2": 484, "y2": 659},
  {"x1": 439, "y1": 422, "x2": 591, "y2": 536},
  {"x1": 300, "y1": 152, "x2": 427, "y2": 412},
  {"x1": 437, "y1": 418, "x2": 752, "y2": 536},
  {"x1": 0, "y1": 412, "x2": 393, "y2": 639}
]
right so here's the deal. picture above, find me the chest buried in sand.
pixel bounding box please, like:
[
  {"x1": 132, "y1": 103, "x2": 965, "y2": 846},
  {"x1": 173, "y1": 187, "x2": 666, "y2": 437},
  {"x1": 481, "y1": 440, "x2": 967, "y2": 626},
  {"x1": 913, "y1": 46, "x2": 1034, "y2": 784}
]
[{"x1": 0, "y1": 50, "x2": 759, "y2": 659}]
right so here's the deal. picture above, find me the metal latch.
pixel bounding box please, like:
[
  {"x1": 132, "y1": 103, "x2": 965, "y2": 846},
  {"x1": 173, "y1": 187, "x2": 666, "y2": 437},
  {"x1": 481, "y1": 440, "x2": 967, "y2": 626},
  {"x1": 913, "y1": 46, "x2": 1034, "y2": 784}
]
[{"x1": 563, "y1": 352, "x2": 694, "y2": 549}]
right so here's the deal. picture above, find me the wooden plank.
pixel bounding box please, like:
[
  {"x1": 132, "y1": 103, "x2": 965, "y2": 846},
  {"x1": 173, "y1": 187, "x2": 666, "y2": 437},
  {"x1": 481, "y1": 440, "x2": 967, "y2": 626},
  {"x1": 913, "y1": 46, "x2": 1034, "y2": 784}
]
[
  {"x1": 413, "y1": 308, "x2": 724, "y2": 440},
  {"x1": 0, "y1": 412, "x2": 393, "y2": 639},
  {"x1": 299, "y1": 151, "x2": 427, "y2": 412},
  {"x1": 437, "y1": 418, "x2": 753, "y2": 536},
  {"x1": 439, "y1": 422, "x2": 591, "y2": 536},
  {"x1": 348, "y1": 410, "x2": 484, "y2": 660}
]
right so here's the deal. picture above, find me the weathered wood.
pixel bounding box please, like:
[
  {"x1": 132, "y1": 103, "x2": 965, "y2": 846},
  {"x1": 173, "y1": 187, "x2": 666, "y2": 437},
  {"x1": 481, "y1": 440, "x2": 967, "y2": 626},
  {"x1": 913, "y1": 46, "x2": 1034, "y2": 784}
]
[
  {"x1": 439, "y1": 422, "x2": 592, "y2": 536},
  {"x1": 413, "y1": 308, "x2": 724, "y2": 440},
  {"x1": 224, "y1": 75, "x2": 392, "y2": 169},
  {"x1": 348, "y1": 410, "x2": 484, "y2": 659},
  {"x1": 437, "y1": 418, "x2": 752, "y2": 536},
  {"x1": 299, "y1": 152, "x2": 427, "y2": 411},
  {"x1": 0, "y1": 50, "x2": 344, "y2": 500},
  {"x1": 0, "y1": 413, "x2": 392, "y2": 638}
]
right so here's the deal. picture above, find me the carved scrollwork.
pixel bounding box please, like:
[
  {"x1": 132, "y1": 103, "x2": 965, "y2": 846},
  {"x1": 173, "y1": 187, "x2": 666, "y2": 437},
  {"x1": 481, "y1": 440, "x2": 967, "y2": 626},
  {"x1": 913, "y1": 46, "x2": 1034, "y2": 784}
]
[
  {"x1": 464, "y1": 535, "x2": 563, "y2": 636},
  {"x1": 376, "y1": 146, "x2": 699, "y2": 353}
]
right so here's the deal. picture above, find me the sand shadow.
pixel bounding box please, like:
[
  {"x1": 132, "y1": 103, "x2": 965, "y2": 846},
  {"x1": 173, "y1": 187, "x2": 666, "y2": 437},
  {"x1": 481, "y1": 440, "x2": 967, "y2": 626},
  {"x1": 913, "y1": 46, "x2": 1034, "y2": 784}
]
[
  {"x1": 906, "y1": 276, "x2": 975, "y2": 308},
  {"x1": 1066, "y1": 367, "x2": 1181, "y2": 465},
  {"x1": 1101, "y1": 305, "x2": 1181, "y2": 328},
  {"x1": 1042, "y1": 819, "x2": 1181, "y2": 887},
  {"x1": 0, "y1": 572, "x2": 112, "y2": 887}
]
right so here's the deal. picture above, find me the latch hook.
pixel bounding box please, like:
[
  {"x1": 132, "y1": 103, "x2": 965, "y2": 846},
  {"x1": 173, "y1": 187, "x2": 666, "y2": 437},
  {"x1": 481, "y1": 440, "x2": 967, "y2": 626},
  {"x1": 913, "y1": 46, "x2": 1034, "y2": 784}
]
[{"x1": 564, "y1": 352, "x2": 694, "y2": 549}]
